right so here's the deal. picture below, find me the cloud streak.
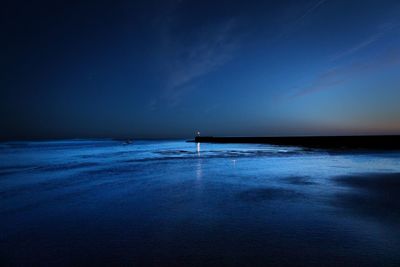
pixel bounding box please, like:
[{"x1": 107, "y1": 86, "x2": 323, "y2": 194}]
[
  {"x1": 290, "y1": 47, "x2": 400, "y2": 99},
  {"x1": 277, "y1": 0, "x2": 328, "y2": 40},
  {"x1": 331, "y1": 22, "x2": 399, "y2": 61},
  {"x1": 288, "y1": 20, "x2": 400, "y2": 99},
  {"x1": 156, "y1": 18, "x2": 241, "y2": 106},
  {"x1": 296, "y1": 0, "x2": 328, "y2": 24},
  {"x1": 166, "y1": 19, "x2": 239, "y2": 90}
]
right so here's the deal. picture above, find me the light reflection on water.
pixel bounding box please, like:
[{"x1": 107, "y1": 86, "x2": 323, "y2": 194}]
[
  {"x1": 1, "y1": 140, "x2": 400, "y2": 266},
  {"x1": 196, "y1": 141, "x2": 201, "y2": 157}
]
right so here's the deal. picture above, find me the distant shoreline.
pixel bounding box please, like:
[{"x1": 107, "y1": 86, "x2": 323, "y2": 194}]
[{"x1": 192, "y1": 135, "x2": 400, "y2": 150}]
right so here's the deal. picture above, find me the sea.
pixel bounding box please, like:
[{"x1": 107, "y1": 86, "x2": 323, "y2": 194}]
[{"x1": 1, "y1": 140, "x2": 400, "y2": 266}]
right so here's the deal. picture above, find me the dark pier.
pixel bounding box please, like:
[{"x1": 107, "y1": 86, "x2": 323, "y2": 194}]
[{"x1": 194, "y1": 135, "x2": 400, "y2": 150}]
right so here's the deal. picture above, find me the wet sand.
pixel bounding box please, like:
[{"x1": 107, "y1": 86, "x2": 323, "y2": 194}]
[
  {"x1": 333, "y1": 172, "x2": 400, "y2": 223},
  {"x1": 1, "y1": 140, "x2": 400, "y2": 266}
]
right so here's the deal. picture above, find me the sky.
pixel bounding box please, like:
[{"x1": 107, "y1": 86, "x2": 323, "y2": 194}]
[{"x1": 1, "y1": 0, "x2": 400, "y2": 139}]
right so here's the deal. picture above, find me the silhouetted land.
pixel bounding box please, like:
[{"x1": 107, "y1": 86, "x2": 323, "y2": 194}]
[{"x1": 194, "y1": 135, "x2": 400, "y2": 149}]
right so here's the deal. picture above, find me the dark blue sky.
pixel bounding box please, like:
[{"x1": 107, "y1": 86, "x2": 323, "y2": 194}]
[{"x1": 1, "y1": 0, "x2": 400, "y2": 139}]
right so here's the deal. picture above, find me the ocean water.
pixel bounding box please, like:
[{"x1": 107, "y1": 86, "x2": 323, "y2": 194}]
[{"x1": 1, "y1": 140, "x2": 400, "y2": 266}]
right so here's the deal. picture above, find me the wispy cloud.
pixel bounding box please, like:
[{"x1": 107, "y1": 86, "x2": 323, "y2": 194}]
[
  {"x1": 290, "y1": 68, "x2": 347, "y2": 98},
  {"x1": 288, "y1": 19, "x2": 400, "y2": 99},
  {"x1": 296, "y1": 0, "x2": 328, "y2": 24},
  {"x1": 331, "y1": 22, "x2": 398, "y2": 61},
  {"x1": 155, "y1": 18, "x2": 241, "y2": 107},
  {"x1": 290, "y1": 47, "x2": 400, "y2": 99},
  {"x1": 277, "y1": 0, "x2": 328, "y2": 40},
  {"x1": 166, "y1": 20, "x2": 239, "y2": 90}
]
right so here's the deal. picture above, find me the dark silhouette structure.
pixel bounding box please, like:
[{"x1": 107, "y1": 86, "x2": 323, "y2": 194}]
[{"x1": 194, "y1": 135, "x2": 400, "y2": 150}]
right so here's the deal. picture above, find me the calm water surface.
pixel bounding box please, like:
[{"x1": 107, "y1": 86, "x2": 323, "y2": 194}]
[{"x1": 1, "y1": 140, "x2": 400, "y2": 266}]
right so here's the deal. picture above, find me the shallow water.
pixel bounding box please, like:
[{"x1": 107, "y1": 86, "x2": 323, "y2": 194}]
[{"x1": 1, "y1": 140, "x2": 400, "y2": 266}]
